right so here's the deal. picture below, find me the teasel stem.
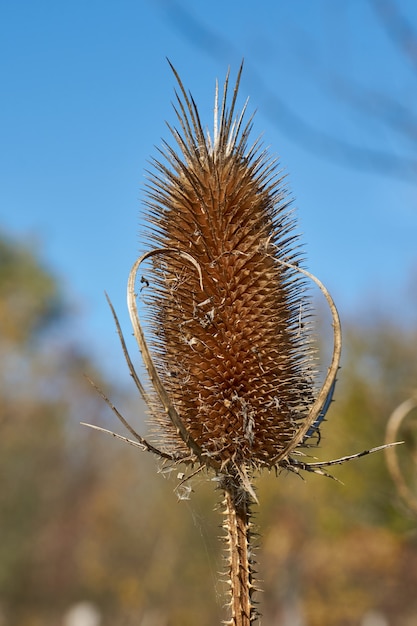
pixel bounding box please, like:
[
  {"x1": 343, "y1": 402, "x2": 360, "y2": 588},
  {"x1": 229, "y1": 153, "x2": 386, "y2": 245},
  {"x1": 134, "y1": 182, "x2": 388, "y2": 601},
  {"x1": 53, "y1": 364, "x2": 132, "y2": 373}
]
[{"x1": 221, "y1": 468, "x2": 258, "y2": 625}]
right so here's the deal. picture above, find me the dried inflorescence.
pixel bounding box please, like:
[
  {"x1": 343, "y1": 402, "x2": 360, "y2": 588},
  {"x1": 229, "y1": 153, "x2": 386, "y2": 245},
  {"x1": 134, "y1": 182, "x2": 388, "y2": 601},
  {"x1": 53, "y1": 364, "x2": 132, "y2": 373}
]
[
  {"x1": 84, "y1": 63, "x2": 393, "y2": 484},
  {"x1": 143, "y1": 63, "x2": 317, "y2": 469},
  {"x1": 84, "y1": 63, "x2": 398, "y2": 626}
]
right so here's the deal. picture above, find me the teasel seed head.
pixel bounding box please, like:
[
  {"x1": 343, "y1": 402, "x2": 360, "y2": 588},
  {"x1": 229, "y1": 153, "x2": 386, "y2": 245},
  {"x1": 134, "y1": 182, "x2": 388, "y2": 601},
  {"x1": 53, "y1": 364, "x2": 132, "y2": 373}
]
[
  {"x1": 81, "y1": 60, "x2": 400, "y2": 626},
  {"x1": 140, "y1": 62, "x2": 318, "y2": 472}
]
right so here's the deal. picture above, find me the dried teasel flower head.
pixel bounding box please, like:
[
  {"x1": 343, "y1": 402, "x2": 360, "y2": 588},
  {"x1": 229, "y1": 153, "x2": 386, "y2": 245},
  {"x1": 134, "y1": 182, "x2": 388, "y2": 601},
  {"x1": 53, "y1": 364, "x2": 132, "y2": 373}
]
[
  {"x1": 82, "y1": 66, "x2": 400, "y2": 481},
  {"x1": 134, "y1": 62, "x2": 338, "y2": 479},
  {"x1": 85, "y1": 63, "x2": 393, "y2": 491},
  {"x1": 83, "y1": 63, "x2": 401, "y2": 625}
]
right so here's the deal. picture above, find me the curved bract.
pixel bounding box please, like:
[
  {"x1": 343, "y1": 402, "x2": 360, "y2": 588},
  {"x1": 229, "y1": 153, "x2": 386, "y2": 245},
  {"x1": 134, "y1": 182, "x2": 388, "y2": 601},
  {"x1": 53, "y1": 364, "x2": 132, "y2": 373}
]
[{"x1": 385, "y1": 396, "x2": 417, "y2": 517}]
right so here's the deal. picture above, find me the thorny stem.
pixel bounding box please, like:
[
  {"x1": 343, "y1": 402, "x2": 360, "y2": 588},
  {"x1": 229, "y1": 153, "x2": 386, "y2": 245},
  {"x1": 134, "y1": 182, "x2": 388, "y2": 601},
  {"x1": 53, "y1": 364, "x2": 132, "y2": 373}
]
[{"x1": 221, "y1": 470, "x2": 258, "y2": 626}]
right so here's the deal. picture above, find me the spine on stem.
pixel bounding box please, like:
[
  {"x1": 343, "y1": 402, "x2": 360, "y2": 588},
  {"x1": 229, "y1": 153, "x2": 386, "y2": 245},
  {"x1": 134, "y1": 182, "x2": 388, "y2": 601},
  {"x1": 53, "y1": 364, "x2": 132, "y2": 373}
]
[{"x1": 221, "y1": 471, "x2": 258, "y2": 626}]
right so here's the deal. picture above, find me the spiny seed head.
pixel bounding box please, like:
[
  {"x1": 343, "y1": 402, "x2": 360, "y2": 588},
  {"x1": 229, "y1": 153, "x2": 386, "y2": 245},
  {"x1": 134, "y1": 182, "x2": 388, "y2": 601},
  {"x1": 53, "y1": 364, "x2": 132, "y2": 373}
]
[{"x1": 142, "y1": 63, "x2": 317, "y2": 468}]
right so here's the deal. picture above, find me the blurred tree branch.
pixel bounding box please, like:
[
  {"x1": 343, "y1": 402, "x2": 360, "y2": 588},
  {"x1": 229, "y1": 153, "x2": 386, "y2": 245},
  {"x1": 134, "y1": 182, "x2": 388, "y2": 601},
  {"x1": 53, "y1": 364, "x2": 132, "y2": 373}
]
[
  {"x1": 371, "y1": 0, "x2": 417, "y2": 73},
  {"x1": 158, "y1": 0, "x2": 417, "y2": 182}
]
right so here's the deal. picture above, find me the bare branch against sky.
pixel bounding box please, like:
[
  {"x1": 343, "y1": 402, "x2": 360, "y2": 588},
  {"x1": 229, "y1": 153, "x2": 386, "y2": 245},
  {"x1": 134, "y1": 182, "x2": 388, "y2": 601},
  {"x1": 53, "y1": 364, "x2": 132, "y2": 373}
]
[{"x1": 158, "y1": 0, "x2": 417, "y2": 182}]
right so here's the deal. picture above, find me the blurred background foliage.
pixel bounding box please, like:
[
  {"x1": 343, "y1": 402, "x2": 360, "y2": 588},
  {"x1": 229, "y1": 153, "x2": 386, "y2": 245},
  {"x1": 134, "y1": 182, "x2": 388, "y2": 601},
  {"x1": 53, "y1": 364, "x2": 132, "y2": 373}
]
[{"x1": 1, "y1": 229, "x2": 416, "y2": 626}]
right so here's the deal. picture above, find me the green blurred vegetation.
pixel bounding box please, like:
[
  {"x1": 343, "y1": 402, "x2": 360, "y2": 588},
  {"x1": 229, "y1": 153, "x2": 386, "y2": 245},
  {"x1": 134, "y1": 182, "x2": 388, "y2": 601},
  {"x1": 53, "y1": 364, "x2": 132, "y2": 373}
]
[{"x1": 1, "y1": 230, "x2": 416, "y2": 626}]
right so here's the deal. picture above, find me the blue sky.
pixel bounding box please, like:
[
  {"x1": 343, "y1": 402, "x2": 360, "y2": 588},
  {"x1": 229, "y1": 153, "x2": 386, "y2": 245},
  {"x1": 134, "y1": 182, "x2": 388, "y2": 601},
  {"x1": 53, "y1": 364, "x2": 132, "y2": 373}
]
[{"x1": 1, "y1": 0, "x2": 417, "y2": 380}]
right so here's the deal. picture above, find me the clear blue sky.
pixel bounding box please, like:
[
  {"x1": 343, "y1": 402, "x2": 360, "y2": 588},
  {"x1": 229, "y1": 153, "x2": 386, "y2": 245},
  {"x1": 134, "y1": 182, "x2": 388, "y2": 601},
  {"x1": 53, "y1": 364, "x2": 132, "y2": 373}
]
[{"x1": 1, "y1": 0, "x2": 417, "y2": 379}]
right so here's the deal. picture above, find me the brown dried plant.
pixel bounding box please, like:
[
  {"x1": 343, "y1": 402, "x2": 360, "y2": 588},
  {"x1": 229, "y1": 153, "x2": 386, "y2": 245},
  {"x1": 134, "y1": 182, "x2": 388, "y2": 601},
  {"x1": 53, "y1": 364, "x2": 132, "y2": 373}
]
[{"x1": 83, "y1": 63, "x2": 398, "y2": 625}]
